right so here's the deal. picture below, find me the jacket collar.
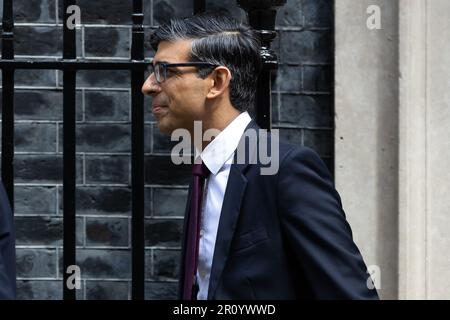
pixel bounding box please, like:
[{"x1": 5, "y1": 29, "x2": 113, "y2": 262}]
[{"x1": 207, "y1": 120, "x2": 260, "y2": 299}]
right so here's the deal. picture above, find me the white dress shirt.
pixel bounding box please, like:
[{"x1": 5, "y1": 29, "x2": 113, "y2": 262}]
[{"x1": 195, "y1": 111, "x2": 252, "y2": 300}]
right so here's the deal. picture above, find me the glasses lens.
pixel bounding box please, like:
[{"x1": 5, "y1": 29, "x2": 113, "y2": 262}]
[
  {"x1": 155, "y1": 63, "x2": 163, "y2": 83},
  {"x1": 149, "y1": 64, "x2": 160, "y2": 83}
]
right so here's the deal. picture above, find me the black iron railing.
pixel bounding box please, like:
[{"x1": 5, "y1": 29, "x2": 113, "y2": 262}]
[{"x1": 0, "y1": 0, "x2": 285, "y2": 300}]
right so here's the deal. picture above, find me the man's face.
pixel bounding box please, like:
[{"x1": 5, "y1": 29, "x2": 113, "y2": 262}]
[{"x1": 141, "y1": 40, "x2": 210, "y2": 135}]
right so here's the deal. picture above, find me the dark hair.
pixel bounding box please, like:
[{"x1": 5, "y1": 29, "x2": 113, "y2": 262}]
[{"x1": 150, "y1": 13, "x2": 262, "y2": 112}]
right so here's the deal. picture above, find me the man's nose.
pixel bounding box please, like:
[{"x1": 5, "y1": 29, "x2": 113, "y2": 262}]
[{"x1": 141, "y1": 73, "x2": 161, "y2": 96}]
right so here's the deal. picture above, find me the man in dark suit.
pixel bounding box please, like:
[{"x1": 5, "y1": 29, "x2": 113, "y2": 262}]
[
  {"x1": 0, "y1": 181, "x2": 16, "y2": 299},
  {"x1": 142, "y1": 13, "x2": 378, "y2": 300}
]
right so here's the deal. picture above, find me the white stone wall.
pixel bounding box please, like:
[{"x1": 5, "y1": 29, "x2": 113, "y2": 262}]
[
  {"x1": 335, "y1": 0, "x2": 399, "y2": 300},
  {"x1": 335, "y1": 0, "x2": 450, "y2": 299},
  {"x1": 426, "y1": 0, "x2": 450, "y2": 300}
]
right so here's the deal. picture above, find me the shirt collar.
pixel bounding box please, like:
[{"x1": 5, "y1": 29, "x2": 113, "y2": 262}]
[{"x1": 196, "y1": 111, "x2": 252, "y2": 176}]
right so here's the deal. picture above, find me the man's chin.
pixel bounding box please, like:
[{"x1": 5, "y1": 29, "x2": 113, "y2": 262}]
[{"x1": 156, "y1": 120, "x2": 174, "y2": 136}]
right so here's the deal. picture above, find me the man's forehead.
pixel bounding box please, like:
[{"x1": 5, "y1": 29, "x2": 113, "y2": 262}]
[{"x1": 153, "y1": 39, "x2": 193, "y2": 63}]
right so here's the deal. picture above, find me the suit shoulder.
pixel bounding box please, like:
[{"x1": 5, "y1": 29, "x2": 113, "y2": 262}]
[
  {"x1": 276, "y1": 142, "x2": 333, "y2": 181},
  {"x1": 277, "y1": 140, "x2": 322, "y2": 165}
]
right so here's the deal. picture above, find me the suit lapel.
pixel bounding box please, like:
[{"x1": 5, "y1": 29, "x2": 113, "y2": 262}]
[
  {"x1": 207, "y1": 164, "x2": 247, "y2": 299},
  {"x1": 207, "y1": 120, "x2": 260, "y2": 299}
]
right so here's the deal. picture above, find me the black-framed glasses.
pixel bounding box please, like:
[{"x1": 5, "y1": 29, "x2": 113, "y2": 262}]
[{"x1": 149, "y1": 62, "x2": 219, "y2": 84}]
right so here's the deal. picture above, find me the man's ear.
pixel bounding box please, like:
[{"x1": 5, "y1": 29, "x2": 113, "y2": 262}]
[{"x1": 206, "y1": 66, "x2": 232, "y2": 99}]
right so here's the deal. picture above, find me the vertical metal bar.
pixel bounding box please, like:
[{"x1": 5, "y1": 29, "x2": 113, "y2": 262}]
[
  {"x1": 194, "y1": 0, "x2": 206, "y2": 14},
  {"x1": 256, "y1": 64, "x2": 273, "y2": 130},
  {"x1": 62, "y1": 0, "x2": 77, "y2": 300},
  {"x1": 131, "y1": 0, "x2": 145, "y2": 300},
  {"x1": 237, "y1": 0, "x2": 286, "y2": 130},
  {"x1": 1, "y1": 0, "x2": 15, "y2": 209}
]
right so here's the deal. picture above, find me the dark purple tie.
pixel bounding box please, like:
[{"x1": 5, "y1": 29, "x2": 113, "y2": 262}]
[{"x1": 182, "y1": 161, "x2": 210, "y2": 300}]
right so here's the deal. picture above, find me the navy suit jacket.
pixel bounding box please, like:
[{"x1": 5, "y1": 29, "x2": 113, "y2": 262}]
[
  {"x1": 179, "y1": 121, "x2": 379, "y2": 300},
  {"x1": 0, "y1": 181, "x2": 16, "y2": 299}
]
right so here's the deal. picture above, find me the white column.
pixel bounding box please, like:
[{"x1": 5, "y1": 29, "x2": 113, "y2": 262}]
[
  {"x1": 426, "y1": 0, "x2": 450, "y2": 299},
  {"x1": 399, "y1": 0, "x2": 450, "y2": 300},
  {"x1": 398, "y1": 0, "x2": 428, "y2": 300},
  {"x1": 336, "y1": 0, "x2": 450, "y2": 300},
  {"x1": 335, "y1": 0, "x2": 399, "y2": 300}
]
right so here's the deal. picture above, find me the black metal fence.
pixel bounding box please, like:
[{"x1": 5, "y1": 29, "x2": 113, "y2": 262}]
[{"x1": 0, "y1": 0, "x2": 285, "y2": 300}]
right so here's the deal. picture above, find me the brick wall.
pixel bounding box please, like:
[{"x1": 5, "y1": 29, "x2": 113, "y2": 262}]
[{"x1": 0, "y1": 0, "x2": 333, "y2": 299}]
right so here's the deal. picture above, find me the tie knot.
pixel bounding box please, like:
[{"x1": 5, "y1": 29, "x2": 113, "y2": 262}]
[{"x1": 192, "y1": 162, "x2": 210, "y2": 178}]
